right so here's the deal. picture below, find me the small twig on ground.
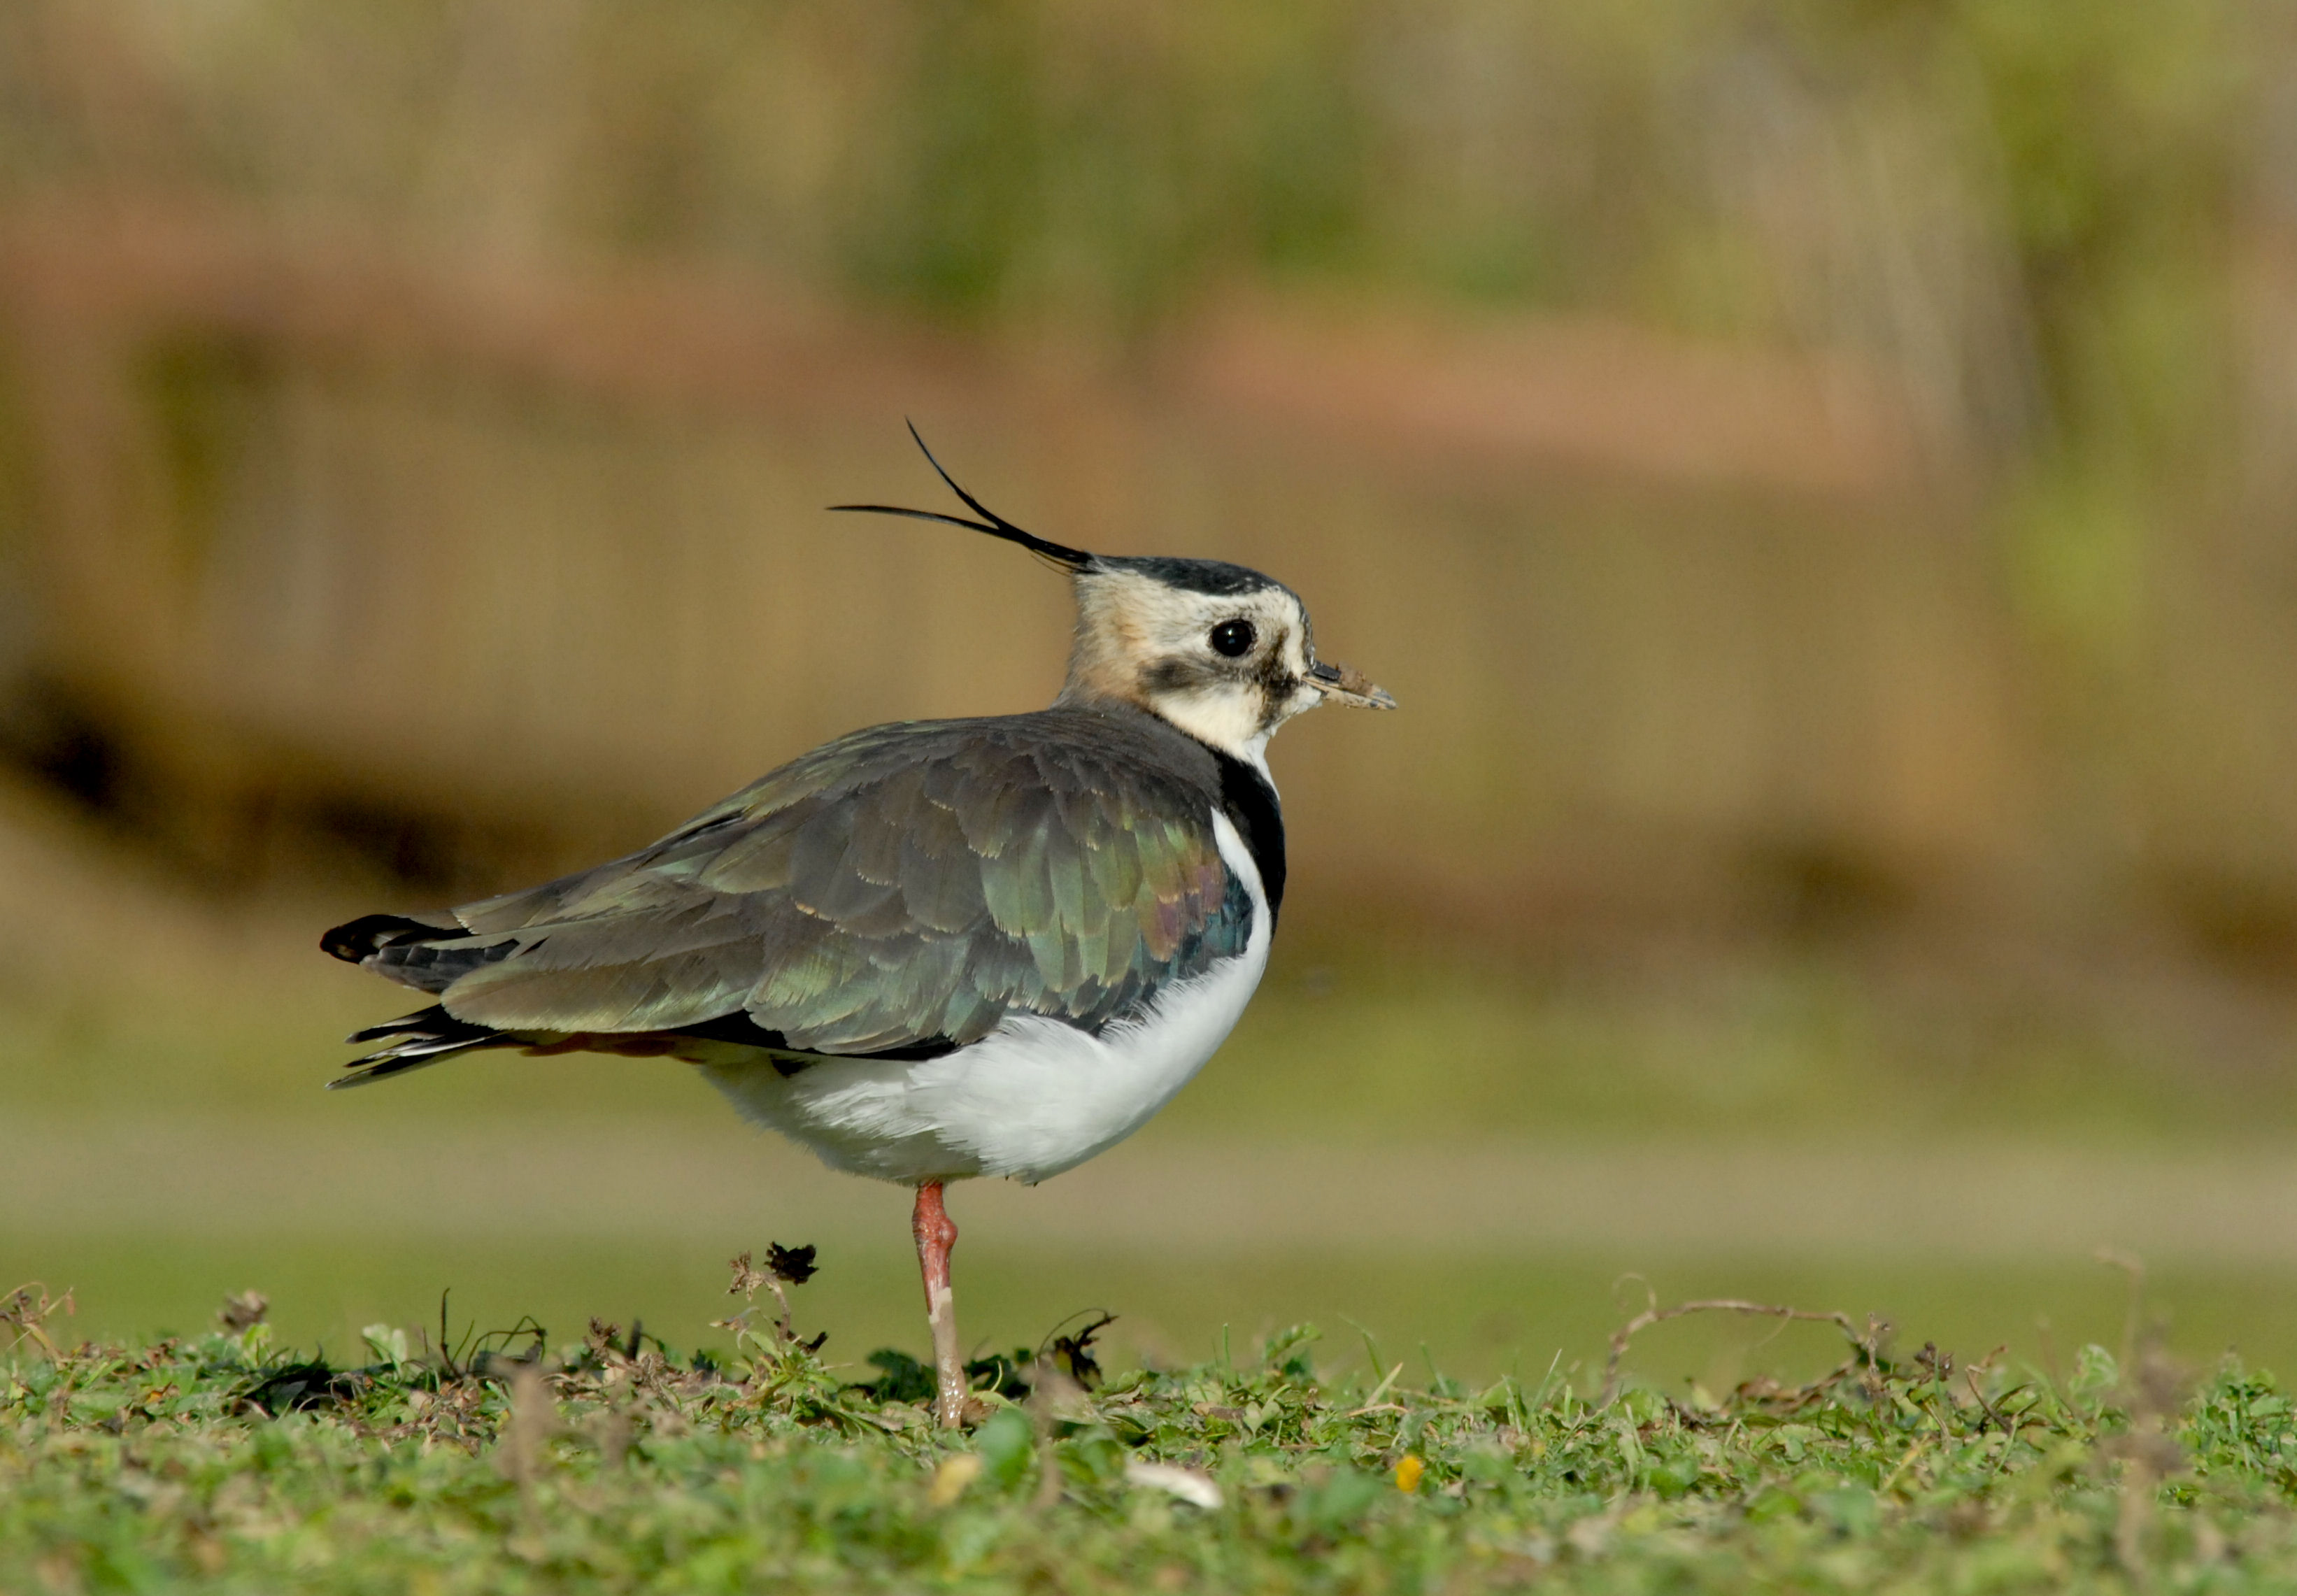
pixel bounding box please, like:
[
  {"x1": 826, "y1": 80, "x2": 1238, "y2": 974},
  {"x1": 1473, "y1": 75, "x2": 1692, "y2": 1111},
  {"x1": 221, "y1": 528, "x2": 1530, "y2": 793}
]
[
  {"x1": 1025, "y1": 1360, "x2": 1090, "y2": 1509},
  {"x1": 495, "y1": 1360, "x2": 563, "y2": 1510},
  {"x1": 217, "y1": 1292, "x2": 268, "y2": 1334},
  {"x1": 1, "y1": 1283, "x2": 76, "y2": 1361},
  {"x1": 2094, "y1": 1248, "x2": 2188, "y2": 1573},
  {"x1": 1601, "y1": 1297, "x2": 1877, "y2": 1405},
  {"x1": 1965, "y1": 1367, "x2": 2012, "y2": 1435},
  {"x1": 437, "y1": 1290, "x2": 458, "y2": 1380},
  {"x1": 725, "y1": 1245, "x2": 825, "y2": 1352},
  {"x1": 1039, "y1": 1311, "x2": 1115, "y2": 1391},
  {"x1": 2095, "y1": 1247, "x2": 2147, "y2": 1374},
  {"x1": 469, "y1": 1319, "x2": 552, "y2": 1376},
  {"x1": 1350, "y1": 1360, "x2": 1407, "y2": 1416}
]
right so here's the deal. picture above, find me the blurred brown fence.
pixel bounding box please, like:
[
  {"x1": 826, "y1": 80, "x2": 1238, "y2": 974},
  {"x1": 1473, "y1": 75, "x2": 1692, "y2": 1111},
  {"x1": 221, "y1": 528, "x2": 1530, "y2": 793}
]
[
  {"x1": 6, "y1": 0, "x2": 2297, "y2": 967},
  {"x1": 0, "y1": 191, "x2": 2020, "y2": 941}
]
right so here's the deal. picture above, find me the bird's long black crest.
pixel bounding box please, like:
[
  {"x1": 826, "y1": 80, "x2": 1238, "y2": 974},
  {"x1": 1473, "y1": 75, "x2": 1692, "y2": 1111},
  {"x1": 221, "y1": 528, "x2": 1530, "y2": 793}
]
[{"x1": 831, "y1": 421, "x2": 1098, "y2": 573}]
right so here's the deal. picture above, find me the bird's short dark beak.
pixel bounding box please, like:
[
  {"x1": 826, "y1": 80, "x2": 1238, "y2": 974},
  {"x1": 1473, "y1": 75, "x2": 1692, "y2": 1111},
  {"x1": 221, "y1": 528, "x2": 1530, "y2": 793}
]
[{"x1": 1308, "y1": 660, "x2": 1397, "y2": 710}]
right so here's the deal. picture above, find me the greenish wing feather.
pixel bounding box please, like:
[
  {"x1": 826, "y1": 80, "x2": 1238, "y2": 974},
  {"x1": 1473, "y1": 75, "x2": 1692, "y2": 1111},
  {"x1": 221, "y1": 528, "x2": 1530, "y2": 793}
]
[{"x1": 432, "y1": 714, "x2": 1247, "y2": 1053}]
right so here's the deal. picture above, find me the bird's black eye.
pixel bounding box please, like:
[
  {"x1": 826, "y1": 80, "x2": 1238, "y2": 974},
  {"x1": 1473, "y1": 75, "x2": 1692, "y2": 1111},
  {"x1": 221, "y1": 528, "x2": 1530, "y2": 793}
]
[{"x1": 1209, "y1": 619, "x2": 1256, "y2": 657}]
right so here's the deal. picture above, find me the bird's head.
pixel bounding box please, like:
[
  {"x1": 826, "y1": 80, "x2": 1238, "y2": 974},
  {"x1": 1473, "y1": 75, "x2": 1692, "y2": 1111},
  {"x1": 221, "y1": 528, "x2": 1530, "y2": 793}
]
[
  {"x1": 1058, "y1": 555, "x2": 1393, "y2": 761},
  {"x1": 836, "y1": 427, "x2": 1394, "y2": 768}
]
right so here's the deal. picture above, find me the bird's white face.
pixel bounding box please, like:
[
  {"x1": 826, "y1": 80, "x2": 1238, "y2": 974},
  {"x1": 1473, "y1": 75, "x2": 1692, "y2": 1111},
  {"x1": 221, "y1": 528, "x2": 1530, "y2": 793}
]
[{"x1": 1061, "y1": 564, "x2": 1392, "y2": 768}]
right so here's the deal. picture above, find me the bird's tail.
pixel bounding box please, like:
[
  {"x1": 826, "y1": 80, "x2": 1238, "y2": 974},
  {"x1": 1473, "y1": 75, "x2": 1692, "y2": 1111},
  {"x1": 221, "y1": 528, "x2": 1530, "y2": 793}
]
[{"x1": 330, "y1": 1005, "x2": 503, "y2": 1088}]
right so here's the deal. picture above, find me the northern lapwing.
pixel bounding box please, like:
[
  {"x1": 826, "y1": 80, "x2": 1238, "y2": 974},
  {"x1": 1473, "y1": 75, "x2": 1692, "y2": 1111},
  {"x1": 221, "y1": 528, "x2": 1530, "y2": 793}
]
[{"x1": 321, "y1": 429, "x2": 1394, "y2": 1427}]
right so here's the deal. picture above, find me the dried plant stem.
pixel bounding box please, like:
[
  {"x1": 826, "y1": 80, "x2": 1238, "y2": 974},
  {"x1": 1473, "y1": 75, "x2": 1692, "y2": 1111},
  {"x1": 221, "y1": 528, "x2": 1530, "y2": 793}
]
[{"x1": 1602, "y1": 1297, "x2": 1875, "y2": 1405}]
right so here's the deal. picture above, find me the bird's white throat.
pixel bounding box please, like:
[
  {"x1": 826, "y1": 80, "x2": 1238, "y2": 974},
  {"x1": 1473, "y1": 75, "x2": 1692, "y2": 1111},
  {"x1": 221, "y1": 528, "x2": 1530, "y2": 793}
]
[{"x1": 1148, "y1": 697, "x2": 1276, "y2": 777}]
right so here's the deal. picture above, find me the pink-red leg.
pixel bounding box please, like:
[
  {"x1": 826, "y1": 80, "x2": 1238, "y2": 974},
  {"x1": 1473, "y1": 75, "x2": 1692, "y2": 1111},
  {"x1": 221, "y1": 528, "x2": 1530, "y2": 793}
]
[{"x1": 912, "y1": 1181, "x2": 967, "y2": 1427}]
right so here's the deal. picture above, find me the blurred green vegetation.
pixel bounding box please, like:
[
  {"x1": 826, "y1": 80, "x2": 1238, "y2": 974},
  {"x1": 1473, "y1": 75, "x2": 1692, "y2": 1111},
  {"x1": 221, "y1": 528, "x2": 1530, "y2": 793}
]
[
  {"x1": 0, "y1": 0, "x2": 2268, "y2": 432},
  {"x1": 5, "y1": 0, "x2": 2296, "y2": 914},
  {"x1": 5, "y1": 0, "x2": 2297, "y2": 1403},
  {"x1": 16, "y1": 1, "x2": 2256, "y2": 359},
  {"x1": 4, "y1": 899, "x2": 2294, "y2": 1148}
]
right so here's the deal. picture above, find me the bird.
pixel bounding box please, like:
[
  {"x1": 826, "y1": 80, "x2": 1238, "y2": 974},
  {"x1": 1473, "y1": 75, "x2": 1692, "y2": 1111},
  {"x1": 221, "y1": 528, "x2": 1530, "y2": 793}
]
[{"x1": 320, "y1": 427, "x2": 1393, "y2": 1427}]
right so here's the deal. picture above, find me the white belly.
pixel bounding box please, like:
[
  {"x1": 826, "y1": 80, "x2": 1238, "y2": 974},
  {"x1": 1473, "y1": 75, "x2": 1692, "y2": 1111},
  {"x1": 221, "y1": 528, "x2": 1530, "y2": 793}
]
[{"x1": 697, "y1": 811, "x2": 1271, "y2": 1185}]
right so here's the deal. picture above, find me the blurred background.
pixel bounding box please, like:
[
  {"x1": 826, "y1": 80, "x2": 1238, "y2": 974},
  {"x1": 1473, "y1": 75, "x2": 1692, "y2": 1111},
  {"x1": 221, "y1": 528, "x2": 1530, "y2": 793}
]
[{"x1": 6, "y1": 0, "x2": 2297, "y2": 1389}]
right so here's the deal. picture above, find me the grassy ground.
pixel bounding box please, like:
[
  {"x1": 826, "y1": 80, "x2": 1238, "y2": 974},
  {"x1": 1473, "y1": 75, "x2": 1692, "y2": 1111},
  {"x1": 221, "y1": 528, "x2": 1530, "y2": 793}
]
[
  {"x1": 10, "y1": 802, "x2": 2297, "y2": 1593},
  {"x1": 10, "y1": 842, "x2": 2297, "y2": 1407},
  {"x1": 6, "y1": 1274, "x2": 2296, "y2": 1595},
  {"x1": 23, "y1": 1230, "x2": 2297, "y2": 1392}
]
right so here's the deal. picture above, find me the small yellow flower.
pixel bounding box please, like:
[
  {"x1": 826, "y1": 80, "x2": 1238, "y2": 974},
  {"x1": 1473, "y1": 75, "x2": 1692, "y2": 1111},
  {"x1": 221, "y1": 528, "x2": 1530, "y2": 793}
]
[
  {"x1": 929, "y1": 1453, "x2": 983, "y2": 1506},
  {"x1": 1394, "y1": 1454, "x2": 1424, "y2": 1493}
]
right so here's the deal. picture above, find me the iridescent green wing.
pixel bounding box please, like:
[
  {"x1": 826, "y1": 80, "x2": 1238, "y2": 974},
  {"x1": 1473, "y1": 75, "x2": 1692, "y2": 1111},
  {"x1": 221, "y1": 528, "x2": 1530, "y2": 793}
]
[{"x1": 408, "y1": 709, "x2": 1249, "y2": 1053}]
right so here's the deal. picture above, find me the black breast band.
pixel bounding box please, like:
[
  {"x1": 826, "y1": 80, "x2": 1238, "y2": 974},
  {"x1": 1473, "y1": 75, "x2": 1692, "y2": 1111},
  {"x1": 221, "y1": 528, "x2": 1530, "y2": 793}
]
[{"x1": 1211, "y1": 751, "x2": 1286, "y2": 915}]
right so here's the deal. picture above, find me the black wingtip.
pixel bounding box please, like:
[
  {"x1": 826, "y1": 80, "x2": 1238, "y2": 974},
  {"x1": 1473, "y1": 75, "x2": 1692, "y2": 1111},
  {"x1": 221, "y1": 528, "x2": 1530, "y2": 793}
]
[
  {"x1": 829, "y1": 422, "x2": 1100, "y2": 573},
  {"x1": 321, "y1": 912, "x2": 468, "y2": 964}
]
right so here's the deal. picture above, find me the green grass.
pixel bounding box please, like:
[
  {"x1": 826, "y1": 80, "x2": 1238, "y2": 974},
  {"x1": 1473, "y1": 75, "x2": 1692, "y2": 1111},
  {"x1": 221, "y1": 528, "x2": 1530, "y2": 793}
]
[
  {"x1": 16, "y1": 1232, "x2": 2297, "y2": 1404},
  {"x1": 7, "y1": 1282, "x2": 2297, "y2": 1594}
]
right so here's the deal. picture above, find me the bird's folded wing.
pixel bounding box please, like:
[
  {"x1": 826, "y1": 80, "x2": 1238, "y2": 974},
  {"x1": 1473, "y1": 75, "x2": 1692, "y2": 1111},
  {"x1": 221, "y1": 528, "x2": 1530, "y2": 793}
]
[{"x1": 392, "y1": 715, "x2": 1247, "y2": 1053}]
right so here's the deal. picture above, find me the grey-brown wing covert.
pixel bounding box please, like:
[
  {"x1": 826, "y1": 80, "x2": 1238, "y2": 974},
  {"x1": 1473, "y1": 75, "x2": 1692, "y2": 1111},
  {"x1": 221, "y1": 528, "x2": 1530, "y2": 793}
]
[{"x1": 350, "y1": 706, "x2": 1254, "y2": 1060}]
